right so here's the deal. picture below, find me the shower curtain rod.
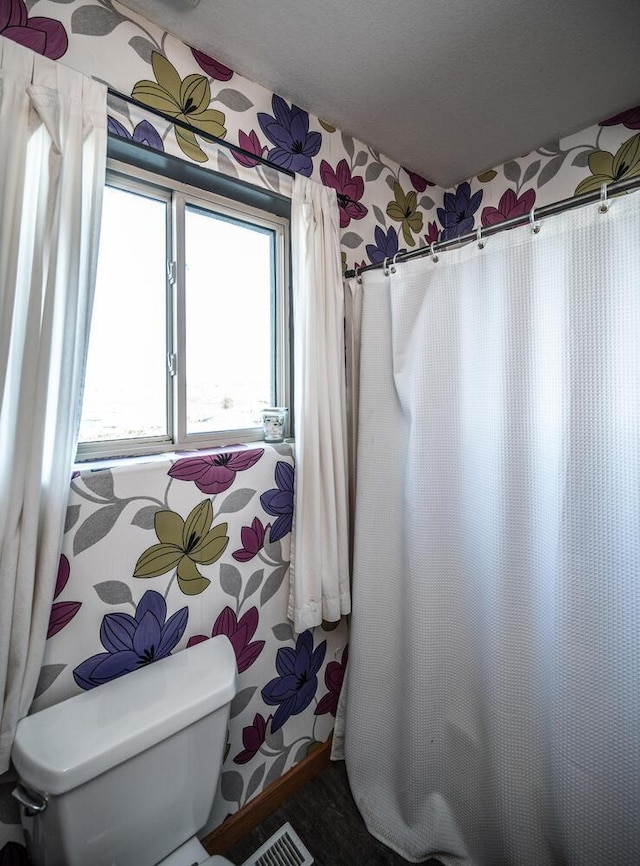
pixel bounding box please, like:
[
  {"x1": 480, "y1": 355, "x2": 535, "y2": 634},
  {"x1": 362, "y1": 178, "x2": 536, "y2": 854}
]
[
  {"x1": 107, "y1": 87, "x2": 296, "y2": 178},
  {"x1": 344, "y1": 174, "x2": 640, "y2": 279}
]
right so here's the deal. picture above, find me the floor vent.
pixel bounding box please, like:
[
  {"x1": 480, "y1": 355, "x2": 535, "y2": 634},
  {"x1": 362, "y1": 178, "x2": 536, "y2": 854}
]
[{"x1": 241, "y1": 822, "x2": 314, "y2": 866}]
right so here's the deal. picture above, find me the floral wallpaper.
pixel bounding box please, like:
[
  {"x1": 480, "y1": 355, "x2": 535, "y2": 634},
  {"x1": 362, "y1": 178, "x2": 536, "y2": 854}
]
[{"x1": 1, "y1": 0, "x2": 639, "y2": 858}]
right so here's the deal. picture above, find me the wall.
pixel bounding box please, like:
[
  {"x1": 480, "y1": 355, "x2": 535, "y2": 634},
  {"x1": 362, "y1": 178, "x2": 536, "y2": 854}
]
[{"x1": 1, "y1": 0, "x2": 639, "y2": 859}]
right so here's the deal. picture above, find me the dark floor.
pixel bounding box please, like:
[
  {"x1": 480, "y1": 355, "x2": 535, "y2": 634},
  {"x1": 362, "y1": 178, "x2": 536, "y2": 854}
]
[{"x1": 224, "y1": 760, "x2": 444, "y2": 866}]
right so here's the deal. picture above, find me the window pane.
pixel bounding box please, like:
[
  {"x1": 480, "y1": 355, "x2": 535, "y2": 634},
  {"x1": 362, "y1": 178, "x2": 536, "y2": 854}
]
[
  {"x1": 79, "y1": 185, "x2": 168, "y2": 443},
  {"x1": 185, "y1": 206, "x2": 274, "y2": 434}
]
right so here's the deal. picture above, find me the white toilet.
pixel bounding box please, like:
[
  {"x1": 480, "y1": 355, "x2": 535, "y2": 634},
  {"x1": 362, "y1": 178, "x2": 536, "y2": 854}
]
[{"x1": 11, "y1": 636, "x2": 238, "y2": 866}]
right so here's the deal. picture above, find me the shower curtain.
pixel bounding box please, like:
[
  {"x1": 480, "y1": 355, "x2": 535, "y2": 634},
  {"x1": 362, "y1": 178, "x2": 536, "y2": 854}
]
[{"x1": 344, "y1": 192, "x2": 640, "y2": 865}]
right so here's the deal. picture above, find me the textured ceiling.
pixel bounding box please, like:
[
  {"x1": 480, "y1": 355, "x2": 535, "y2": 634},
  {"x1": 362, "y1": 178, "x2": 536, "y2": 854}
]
[{"x1": 117, "y1": 0, "x2": 640, "y2": 187}]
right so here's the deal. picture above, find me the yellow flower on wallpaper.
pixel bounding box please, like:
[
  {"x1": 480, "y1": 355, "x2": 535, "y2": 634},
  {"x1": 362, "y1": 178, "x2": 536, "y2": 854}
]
[
  {"x1": 133, "y1": 499, "x2": 228, "y2": 595},
  {"x1": 132, "y1": 51, "x2": 227, "y2": 163},
  {"x1": 575, "y1": 133, "x2": 640, "y2": 195},
  {"x1": 386, "y1": 181, "x2": 424, "y2": 246}
]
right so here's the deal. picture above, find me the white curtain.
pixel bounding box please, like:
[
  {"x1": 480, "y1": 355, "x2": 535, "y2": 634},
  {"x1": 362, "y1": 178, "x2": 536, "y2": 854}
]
[
  {"x1": 0, "y1": 37, "x2": 106, "y2": 771},
  {"x1": 289, "y1": 176, "x2": 350, "y2": 632},
  {"x1": 344, "y1": 191, "x2": 640, "y2": 865}
]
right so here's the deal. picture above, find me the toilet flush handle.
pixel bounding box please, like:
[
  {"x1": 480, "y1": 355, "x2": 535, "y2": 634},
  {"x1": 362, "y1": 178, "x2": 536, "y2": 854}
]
[{"x1": 12, "y1": 784, "x2": 48, "y2": 816}]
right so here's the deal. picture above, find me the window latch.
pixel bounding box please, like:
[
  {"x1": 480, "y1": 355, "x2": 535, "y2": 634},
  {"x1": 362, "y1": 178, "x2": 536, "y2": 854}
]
[
  {"x1": 167, "y1": 353, "x2": 177, "y2": 376},
  {"x1": 167, "y1": 261, "x2": 177, "y2": 285}
]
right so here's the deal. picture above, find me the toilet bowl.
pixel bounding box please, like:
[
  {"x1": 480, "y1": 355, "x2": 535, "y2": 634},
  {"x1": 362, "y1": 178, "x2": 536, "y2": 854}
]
[{"x1": 12, "y1": 637, "x2": 238, "y2": 866}]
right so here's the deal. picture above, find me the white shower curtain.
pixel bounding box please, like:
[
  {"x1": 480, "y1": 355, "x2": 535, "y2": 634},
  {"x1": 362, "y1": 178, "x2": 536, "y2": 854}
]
[{"x1": 344, "y1": 192, "x2": 640, "y2": 865}]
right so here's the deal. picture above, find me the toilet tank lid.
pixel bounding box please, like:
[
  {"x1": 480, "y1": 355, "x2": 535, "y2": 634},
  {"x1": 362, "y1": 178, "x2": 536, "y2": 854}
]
[{"x1": 12, "y1": 636, "x2": 237, "y2": 796}]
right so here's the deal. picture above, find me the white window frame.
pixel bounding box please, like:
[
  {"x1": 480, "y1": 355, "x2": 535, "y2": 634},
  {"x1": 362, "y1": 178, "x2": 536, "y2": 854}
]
[{"x1": 77, "y1": 159, "x2": 290, "y2": 461}]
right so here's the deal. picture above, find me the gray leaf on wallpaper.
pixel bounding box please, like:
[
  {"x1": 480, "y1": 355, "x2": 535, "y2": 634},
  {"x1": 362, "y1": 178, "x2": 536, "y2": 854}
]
[
  {"x1": 216, "y1": 151, "x2": 239, "y2": 180},
  {"x1": 220, "y1": 770, "x2": 244, "y2": 805},
  {"x1": 220, "y1": 563, "x2": 242, "y2": 600},
  {"x1": 243, "y1": 569, "x2": 264, "y2": 603},
  {"x1": 572, "y1": 150, "x2": 592, "y2": 168},
  {"x1": 264, "y1": 751, "x2": 288, "y2": 788},
  {"x1": 366, "y1": 162, "x2": 384, "y2": 183},
  {"x1": 354, "y1": 150, "x2": 368, "y2": 168},
  {"x1": 272, "y1": 622, "x2": 293, "y2": 642},
  {"x1": 418, "y1": 195, "x2": 434, "y2": 212},
  {"x1": 385, "y1": 175, "x2": 397, "y2": 193},
  {"x1": 218, "y1": 488, "x2": 255, "y2": 515},
  {"x1": 537, "y1": 154, "x2": 567, "y2": 188},
  {"x1": 503, "y1": 160, "x2": 521, "y2": 184},
  {"x1": 372, "y1": 204, "x2": 387, "y2": 228},
  {"x1": 73, "y1": 502, "x2": 126, "y2": 555},
  {"x1": 264, "y1": 724, "x2": 283, "y2": 751},
  {"x1": 71, "y1": 4, "x2": 125, "y2": 36},
  {"x1": 341, "y1": 232, "x2": 363, "y2": 250},
  {"x1": 260, "y1": 564, "x2": 288, "y2": 606},
  {"x1": 128, "y1": 36, "x2": 156, "y2": 64},
  {"x1": 215, "y1": 89, "x2": 254, "y2": 112},
  {"x1": 245, "y1": 763, "x2": 266, "y2": 802},
  {"x1": 522, "y1": 160, "x2": 541, "y2": 187},
  {"x1": 263, "y1": 537, "x2": 282, "y2": 564},
  {"x1": 33, "y1": 664, "x2": 66, "y2": 700},
  {"x1": 273, "y1": 443, "x2": 293, "y2": 457},
  {"x1": 94, "y1": 581, "x2": 134, "y2": 605},
  {"x1": 229, "y1": 687, "x2": 256, "y2": 719},
  {"x1": 341, "y1": 132, "x2": 354, "y2": 160},
  {"x1": 81, "y1": 468, "x2": 115, "y2": 501},
  {"x1": 107, "y1": 91, "x2": 131, "y2": 121},
  {"x1": 294, "y1": 741, "x2": 311, "y2": 764},
  {"x1": 65, "y1": 504, "x2": 81, "y2": 534},
  {"x1": 0, "y1": 783, "x2": 20, "y2": 825},
  {"x1": 131, "y1": 505, "x2": 159, "y2": 530}
]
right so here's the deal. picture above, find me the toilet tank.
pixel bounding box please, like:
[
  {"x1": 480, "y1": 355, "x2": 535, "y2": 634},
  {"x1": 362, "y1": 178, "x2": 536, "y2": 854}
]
[{"x1": 12, "y1": 636, "x2": 237, "y2": 866}]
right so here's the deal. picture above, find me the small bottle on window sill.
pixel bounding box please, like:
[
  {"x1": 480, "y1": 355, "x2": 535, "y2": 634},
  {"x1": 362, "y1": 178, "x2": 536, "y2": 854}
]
[{"x1": 262, "y1": 407, "x2": 288, "y2": 443}]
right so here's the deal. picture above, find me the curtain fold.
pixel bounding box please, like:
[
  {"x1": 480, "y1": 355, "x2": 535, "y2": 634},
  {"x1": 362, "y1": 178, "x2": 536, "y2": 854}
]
[
  {"x1": 0, "y1": 37, "x2": 106, "y2": 771},
  {"x1": 345, "y1": 192, "x2": 640, "y2": 864},
  {"x1": 289, "y1": 176, "x2": 350, "y2": 633}
]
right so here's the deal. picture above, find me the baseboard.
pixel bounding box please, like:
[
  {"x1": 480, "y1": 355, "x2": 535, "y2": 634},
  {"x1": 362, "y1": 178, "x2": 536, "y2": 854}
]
[{"x1": 203, "y1": 738, "x2": 332, "y2": 855}]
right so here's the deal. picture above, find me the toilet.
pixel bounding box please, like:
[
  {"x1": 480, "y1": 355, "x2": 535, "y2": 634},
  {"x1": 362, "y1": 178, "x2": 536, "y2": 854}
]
[{"x1": 11, "y1": 636, "x2": 237, "y2": 866}]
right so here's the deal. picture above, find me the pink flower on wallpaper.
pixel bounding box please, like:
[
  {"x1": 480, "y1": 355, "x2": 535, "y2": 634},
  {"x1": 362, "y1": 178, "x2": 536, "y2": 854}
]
[
  {"x1": 233, "y1": 713, "x2": 270, "y2": 764},
  {"x1": 232, "y1": 517, "x2": 270, "y2": 562},
  {"x1": 481, "y1": 187, "x2": 536, "y2": 228},
  {"x1": 187, "y1": 606, "x2": 265, "y2": 673},
  {"x1": 47, "y1": 554, "x2": 81, "y2": 639},
  {"x1": 406, "y1": 170, "x2": 435, "y2": 192},
  {"x1": 600, "y1": 105, "x2": 640, "y2": 131},
  {"x1": 233, "y1": 129, "x2": 268, "y2": 168},
  {"x1": 0, "y1": 0, "x2": 68, "y2": 60},
  {"x1": 320, "y1": 159, "x2": 368, "y2": 228},
  {"x1": 190, "y1": 48, "x2": 233, "y2": 81},
  {"x1": 424, "y1": 220, "x2": 440, "y2": 245},
  {"x1": 315, "y1": 645, "x2": 348, "y2": 717},
  {"x1": 168, "y1": 448, "x2": 264, "y2": 494}
]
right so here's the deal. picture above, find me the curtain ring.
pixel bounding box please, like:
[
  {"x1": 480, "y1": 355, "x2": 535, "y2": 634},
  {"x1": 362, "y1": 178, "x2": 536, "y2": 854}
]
[
  {"x1": 529, "y1": 207, "x2": 541, "y2": 234},
  {"x1": 476, "y1": 226, "x2": 485, "y2": 249},
  {"x1": 390, "y1": 252, "x2": 399, "y2": 274},
  {"x1": 383, "y1": 257, "x2": 390, "y2": 276},
  {"x1": 599, "y1": 183, "x2": 610, "y2": 213},
  {"x1": 430, "y1": 243, "x2": 439, "y2": 263}
]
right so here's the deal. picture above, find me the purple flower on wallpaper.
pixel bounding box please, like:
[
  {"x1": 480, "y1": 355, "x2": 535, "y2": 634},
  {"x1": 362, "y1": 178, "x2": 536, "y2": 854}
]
[
  {"x1": 320, "y1": 159, "x2": 368, "y2": 228},
  {"x1": 169, "y1": 448, "x2": 264, "y2": 494},
  {"x1": 437, "y1": 181, "x2": 483, "y2": 241},
  {"x1": 0, "y1": 842, "x2": 30, "y2": 866},
  {"x1": 257, "y1": 95, "x2": 321, "y2": 177},
  {"x1": 260, "y1": 461, "x2": 294, "y2": 543},
  {"x1": 233, "y1": 130, "x2": 268, "y2": 168},
  {"x1": 315, "y1": 645, "x2": 348, "y2": 717},
  {"x1": 600, "y1": 104, "x2": 640, "y2": 130},
  {"x1": 424, "y1": 220, "x2": 440, "y2": 246},
  {"x1": 261, "y1": 630, "x2": 327, "y2": 732},
  {"x1": 73, "y1": 590, "x2": 188, "y2": 690},
  {"x1": 481, "y1": 187, "x2": 536, "y2": 227},
  {"x1": 406, "y1": 170, "x2": 434, "y2": 192},
  {"x1": 232, "y1": 517, "x2": 270, "y2": 562},
  {"x1": 233, "y1": 712, "x2": 270, "y2": 764},
  {"x1": 0, "y1": 0, "x2": 67, "y2": 60},
  {"x1": 365, "y1": 225, "x2": 406, "y2": 265},
  {"x1": 47, "y1": 554, "x2": 81, "y2": 639},
  {"x1": 187, "y1": 606, "x2": 264, "y2": 673},
  {"x1": 107, "y1": 117, "x2": 164, "y2": 152},
  {"x1": 191, "y1": 48, "x2": 233, "y2": 81}
]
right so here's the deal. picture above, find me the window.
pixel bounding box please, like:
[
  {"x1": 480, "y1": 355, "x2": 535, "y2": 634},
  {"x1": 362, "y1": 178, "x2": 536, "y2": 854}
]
[{"x1": 78, "y1": 159, "x2": 289, "y2": 459}]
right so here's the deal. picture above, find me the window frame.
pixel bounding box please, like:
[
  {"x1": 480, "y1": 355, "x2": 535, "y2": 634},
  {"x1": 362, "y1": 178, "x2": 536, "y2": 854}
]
[{"x1": 76, "y1": 158, "x2": 290, "y2": 462}]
